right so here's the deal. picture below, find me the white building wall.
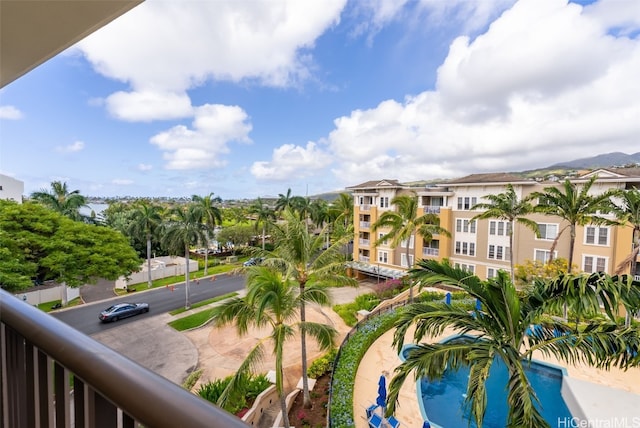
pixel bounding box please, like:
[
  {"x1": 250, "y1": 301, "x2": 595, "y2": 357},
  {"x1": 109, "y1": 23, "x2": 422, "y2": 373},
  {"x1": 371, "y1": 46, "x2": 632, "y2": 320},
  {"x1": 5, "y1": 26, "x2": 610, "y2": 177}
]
[{"x1": 0, "y1": 174, "x2": 24, "y2": 203}]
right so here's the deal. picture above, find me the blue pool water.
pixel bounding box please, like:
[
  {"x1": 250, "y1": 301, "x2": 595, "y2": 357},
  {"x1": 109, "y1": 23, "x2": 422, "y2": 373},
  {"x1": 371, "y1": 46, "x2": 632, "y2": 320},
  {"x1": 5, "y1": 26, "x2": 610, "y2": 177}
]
[{"x1": 403, "y1": 345, "x2": 572, "y2": 427}]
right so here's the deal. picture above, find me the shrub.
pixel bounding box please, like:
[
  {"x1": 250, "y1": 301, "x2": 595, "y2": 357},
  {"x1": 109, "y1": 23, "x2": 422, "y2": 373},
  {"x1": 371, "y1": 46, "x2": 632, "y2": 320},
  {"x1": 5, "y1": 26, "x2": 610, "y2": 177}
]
[
  {"x1": 182, "y1": 369, "x2": 202, "y2": 390},
  {"x1": 307, "y1": 348, "x2": 338, "y2": 379},
  {"x1": 197, "y1": 372, "x2": 270, "y2": 415},
  {"x1": 329, "y1": 308, "x2": 402, "y2": 428},
  {"x1": 333, "y1": 293, "x2": 380, "y2": 326}
]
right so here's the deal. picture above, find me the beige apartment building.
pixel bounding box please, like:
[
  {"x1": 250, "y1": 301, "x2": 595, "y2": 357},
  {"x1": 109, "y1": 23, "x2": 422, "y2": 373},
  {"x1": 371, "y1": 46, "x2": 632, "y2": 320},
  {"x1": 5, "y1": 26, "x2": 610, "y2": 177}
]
[{"x1": 347, "y1": 167, "x2": 640, "y2": 282}]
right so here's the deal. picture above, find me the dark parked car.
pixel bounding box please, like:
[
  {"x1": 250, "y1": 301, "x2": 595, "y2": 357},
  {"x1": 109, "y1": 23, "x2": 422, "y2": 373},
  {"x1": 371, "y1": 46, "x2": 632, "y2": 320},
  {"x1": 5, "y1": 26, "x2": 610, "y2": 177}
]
[
  {"x1": 243, "y1": 257, "x2": 263, "y2": 267},
  {"x1": 99, "y1": 302, "x2": 149, "y2": 323}
]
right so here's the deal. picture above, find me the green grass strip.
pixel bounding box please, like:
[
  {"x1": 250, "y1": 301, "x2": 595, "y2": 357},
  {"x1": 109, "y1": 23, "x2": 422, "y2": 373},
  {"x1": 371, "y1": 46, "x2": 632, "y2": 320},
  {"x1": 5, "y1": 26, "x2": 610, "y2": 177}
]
[{"x1": 169, "y1": 292, "x2": 238, "y2": 315}]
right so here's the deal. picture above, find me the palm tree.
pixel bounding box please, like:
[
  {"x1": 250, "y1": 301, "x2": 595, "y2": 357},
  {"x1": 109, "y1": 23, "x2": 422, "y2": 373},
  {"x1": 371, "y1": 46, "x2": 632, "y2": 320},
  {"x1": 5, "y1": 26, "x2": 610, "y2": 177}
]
[
  {"x1": 290, "y1": 195, "x2": 311, "y2": 220},
  {"x1": 30, "y1": 180, "x2": 88, "y2": 221},
  {"x1": 267, "y1": 207, "x2": 356, "y2": 408},
  {"x1": 211, "y1": 266, "x2": 336, "y2": 428},
  {"x1": 471, "y1": 184, "x2": 539, "y2": 283},
  {"x1": 248, "y1": 198, "x2": 276, "y2": 250},
  {"x1": 162, "y1": 204, "x2": 207, "y2": 309},
  {"x1": 275, "y1": 188, "x2": 294, "y2": 213},
  {"x1": 611, "y1": 188, "x2": 640, "y2": 277},
  {"x1": 530, "y1": 176, "x2": 617, "y2": 273},
  {"x1": 128, "y1": 201, "x2": 164, "y2": 288},
  {"x1": 371, "y1": 193, "x2": 450, "y2": 302},
  {"x1": 387, "y1": 259, "x2": 640, "y2": 428},
  {"x1": 192, "y1": 193, "x2": 222, "y2": 276},
  {"x1": 329, "y1": 192, "x2": 354, "y2": 231}
]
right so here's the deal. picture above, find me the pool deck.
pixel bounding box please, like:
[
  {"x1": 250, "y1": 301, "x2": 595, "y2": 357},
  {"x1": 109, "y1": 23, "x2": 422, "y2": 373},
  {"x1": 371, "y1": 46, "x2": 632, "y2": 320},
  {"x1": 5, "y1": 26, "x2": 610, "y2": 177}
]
[{"x1": 353, "y1": 327, "x2": 640, "y2": 428}]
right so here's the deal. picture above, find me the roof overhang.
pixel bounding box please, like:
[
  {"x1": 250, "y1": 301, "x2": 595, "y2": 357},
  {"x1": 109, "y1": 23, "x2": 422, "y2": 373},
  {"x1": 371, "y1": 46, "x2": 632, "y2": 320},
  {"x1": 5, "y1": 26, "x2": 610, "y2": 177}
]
[{"x1": 1, "y1": 0, "x2": 143, "y2": 88}]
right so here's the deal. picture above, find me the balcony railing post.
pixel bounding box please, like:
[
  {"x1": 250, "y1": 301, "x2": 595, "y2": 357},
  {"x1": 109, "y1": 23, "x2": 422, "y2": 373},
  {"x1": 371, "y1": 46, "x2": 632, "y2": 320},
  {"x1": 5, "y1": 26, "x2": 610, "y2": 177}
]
[{"x1": 1, "y1": 289, "x2": 249, "y2": 428}]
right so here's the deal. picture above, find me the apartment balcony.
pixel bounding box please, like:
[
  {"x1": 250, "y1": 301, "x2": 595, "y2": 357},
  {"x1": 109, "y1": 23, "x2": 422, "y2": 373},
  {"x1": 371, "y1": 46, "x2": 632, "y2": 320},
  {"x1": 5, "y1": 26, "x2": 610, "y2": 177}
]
[
  {"x1": 359, "y1": 204, "x2": 371, "y2": 212},
  {"x1": 0, "y1": 288, "x2": 248, "y2": 428},
  {"x1": 422, "y1": 247, "x2": 439, "y2": 257},
  {"x1": 423, "y1": 206, "x2": 441, "y2": 214},
  {"x1": 358, "y1": 255, "x2": 370, "y2": 263},
  {"x1": 359, "y1": 238, "x2": 370, "y2": 246},
  {"x1": 359, "y1": 221, "x2": 371, "y2": 229}
]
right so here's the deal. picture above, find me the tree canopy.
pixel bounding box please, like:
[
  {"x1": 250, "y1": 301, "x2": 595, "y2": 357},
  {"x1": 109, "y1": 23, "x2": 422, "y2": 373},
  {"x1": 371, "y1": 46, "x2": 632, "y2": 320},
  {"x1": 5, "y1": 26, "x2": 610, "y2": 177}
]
[{"x1": 0, "y1": 200, "x2": 141, "y2": 291}]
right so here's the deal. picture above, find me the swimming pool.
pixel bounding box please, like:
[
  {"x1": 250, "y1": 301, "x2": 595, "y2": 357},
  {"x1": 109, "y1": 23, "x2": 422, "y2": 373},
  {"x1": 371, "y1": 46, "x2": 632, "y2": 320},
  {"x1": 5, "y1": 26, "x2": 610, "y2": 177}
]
[{"x1": 402, "y1": 342, "x2": 573, "y2": 427}]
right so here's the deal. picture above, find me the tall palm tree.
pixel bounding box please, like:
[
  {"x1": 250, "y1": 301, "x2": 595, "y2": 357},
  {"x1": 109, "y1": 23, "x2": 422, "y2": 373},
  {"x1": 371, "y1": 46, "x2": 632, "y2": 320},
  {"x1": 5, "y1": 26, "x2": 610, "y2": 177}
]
[
  {"x1": 162, "y1": 204, "x2": 207, "y2": 309},
  {"x1": 267, "y1": 207, "x2": 356, "y2": 408},
  {"x1": 371, "y1": 193, "x2": 450, "y2": 302},
  {"x1": 329, "y1": 192, "x2": 354, "y2": 231},
  {"x1": 387, "y1": 259, "x2": 640, "y2": 428},
  {"x1": 192, "y1": 193, "x2": 222, "y2": 275},
  {"x1": 248, "y1": 198, "x2": 276, "y2": 250},
  {"x1": 128, "y1": 201, "x2": 164, "y2": 288},
  {"x1": 30, "y1": 181, "x2": 88, "y2": 221},
  {"x1": 471, "y1": 184, "x2": 539, "y2": 283},
  {"x1": 211, "y1": 266, "x2": 336, "y2": 428},
  {"x1": 275, "y1": 188, "x2": 294, "y2": 213},
  {"x1": 611, "y1": 188, "x2": 640, "y2": 277},
  {"x1": 290, "y1": 195, "x2": 311, "y2": 220},
  {"x1": 530, "y1": 176, "x2": 617, "y2": 273}
]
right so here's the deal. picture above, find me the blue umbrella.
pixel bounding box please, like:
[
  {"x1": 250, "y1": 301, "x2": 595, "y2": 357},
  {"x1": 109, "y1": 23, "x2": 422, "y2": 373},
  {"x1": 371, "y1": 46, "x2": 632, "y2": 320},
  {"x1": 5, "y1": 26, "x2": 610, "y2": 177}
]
[{"x1": 376, "y1": 375, "x2": 387, "y2": 409}]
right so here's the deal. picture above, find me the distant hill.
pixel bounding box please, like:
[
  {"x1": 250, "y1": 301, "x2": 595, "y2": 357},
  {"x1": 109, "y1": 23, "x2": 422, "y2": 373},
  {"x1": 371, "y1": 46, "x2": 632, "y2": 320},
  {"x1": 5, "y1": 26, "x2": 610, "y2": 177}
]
[{"x1": 549, "y1": 152, "x2": 640, "y2": 169}]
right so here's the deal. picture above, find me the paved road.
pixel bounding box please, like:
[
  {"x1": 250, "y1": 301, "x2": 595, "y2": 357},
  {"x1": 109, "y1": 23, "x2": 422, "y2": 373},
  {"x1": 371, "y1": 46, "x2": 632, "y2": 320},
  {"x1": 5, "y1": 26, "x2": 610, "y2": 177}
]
[
  {"x1": 53, "y1": 273, "x2": 245, "y2": 335},
  {"x1": 49, "y1": 274, "x2": 246, "y2": 384}
]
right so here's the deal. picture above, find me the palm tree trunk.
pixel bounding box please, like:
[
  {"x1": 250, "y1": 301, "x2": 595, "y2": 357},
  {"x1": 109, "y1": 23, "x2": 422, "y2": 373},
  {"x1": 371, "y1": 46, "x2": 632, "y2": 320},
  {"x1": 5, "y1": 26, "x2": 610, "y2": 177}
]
[
  {"x1": 564, "y1": 226, "x2": 577, "y2": 319},
  {"x1": 262, "y1": 225, "x2": 266, "y2": 250},
  {"x1": 276, "y1": 352, "x2": 290, "y2": 428},
  {"x1": 184, "y1": 245, "x2": 191, "y2": 310},
  {"x1": 204, "y1": 250, "x2": 209, "y2": 276},
  {"x1": 508, "y1": 221, "x2": 515, "y2": 284},
  {"x1": 406, "y1": 245, "x2": 413, "y2": 302},
  {"x1": 300, "y1": 284, "x2": 311, "y2": 408},
  {"x1": 146, "y1": 235, "x2": 153, "y2": 288}
]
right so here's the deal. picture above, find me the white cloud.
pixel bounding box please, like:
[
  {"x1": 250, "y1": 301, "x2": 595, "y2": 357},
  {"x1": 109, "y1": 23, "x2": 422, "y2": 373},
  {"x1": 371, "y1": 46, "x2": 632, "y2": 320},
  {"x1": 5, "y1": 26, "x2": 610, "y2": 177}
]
[
  {"x1": 318, "y1": 0, "x2": 640, "y2": 188},
  {"x1": 112, "y1": 179, "x2": 134, "y2": 185},
  {"x1": 250, "y1": 141, "x2": 333, "y2": 180},
  {"x1": 55, "y1": 141, "x2": 85, "y2": 153},
  {"x1": 137, "y1": 163, "x2": 153, "y2": 171},
  {"x1": 150, "y1": 104, "x2": 252, "y2": 170},
  {"x1": 105, "y1": 91, "x2": 193, "y2": 122},
  {"x1": 75, "y1": 1, "x2": 346, "y2": 121},
  {"x1": 0, "y1": 105, "x2": 23, "y2": 120}
]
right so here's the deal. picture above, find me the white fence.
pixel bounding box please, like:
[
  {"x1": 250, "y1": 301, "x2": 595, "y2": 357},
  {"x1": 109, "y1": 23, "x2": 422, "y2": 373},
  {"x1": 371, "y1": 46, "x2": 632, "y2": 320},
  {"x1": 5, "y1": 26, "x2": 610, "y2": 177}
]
[
  {"x1": 18, "y1": 285, "x2": 80, "y2": 306},
  {"x1": 115, "y1": 256, "x2": 199, "y2": 290}
]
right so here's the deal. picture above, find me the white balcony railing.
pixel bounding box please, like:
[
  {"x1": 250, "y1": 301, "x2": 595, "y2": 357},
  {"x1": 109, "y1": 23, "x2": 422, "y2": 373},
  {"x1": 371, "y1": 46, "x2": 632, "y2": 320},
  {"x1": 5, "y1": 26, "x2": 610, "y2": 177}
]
[
  {"x1": 423, "y1": 206, "x2": 441, "y2": 214},
  {"x1": 360, "y1": 204, "x2": 371, "y2": 211},
  {"x1": 360, "y1": 221, "x2": 371, "y2": 229},
  {"x1": 359, "y1": 255, "x2": 370, "y2": 263},
  {"x1": 422, "y1": 248, "x2": 439, "y2": 257},
  {"x1": 359, "y1": 239, "x2": 370, "y2": 246}
]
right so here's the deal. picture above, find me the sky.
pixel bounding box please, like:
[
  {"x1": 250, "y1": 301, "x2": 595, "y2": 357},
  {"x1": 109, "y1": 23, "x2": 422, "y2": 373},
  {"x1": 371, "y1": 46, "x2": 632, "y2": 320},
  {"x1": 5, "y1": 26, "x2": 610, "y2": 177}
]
[{"x1": 1, "y1": 0, "x2": 639, "y2": 200}]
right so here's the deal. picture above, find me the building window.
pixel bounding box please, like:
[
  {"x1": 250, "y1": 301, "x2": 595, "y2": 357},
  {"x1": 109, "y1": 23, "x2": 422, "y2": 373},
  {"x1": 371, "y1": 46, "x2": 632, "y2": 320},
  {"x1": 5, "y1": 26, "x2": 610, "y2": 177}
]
[
  {"x1": 583, "y1": 255, "x2": 607, "y2": 273},
  {"x1": 455, "y1": 241, "x2": 475, "y2": 256},
  {"x1": 455, "y1": 263, "x2": 475, "y2": 274},
  {"x1": 456, "y1": 219, "x2": 477, "y2": 233},
  {"x1": 487, "y1": 268, "x2": 497, "y2": 279},
  {"x1": 378, "y1": 251, "x2": 388, "y2": 263},
  {"x1": 489, "y1": 220, "x2": 511, "y2": 236},
  {"x1": 534, "y1": 249, "x2": 556, "y2": 263},
  {"x1": 488, "y1": 245, "x2": 509, "y2": 261},
  {"x1": 378, "y1": 233, "x2": 389, "y2": 246},
  {"x1": 379, "y1": 197, "x2": 389, "y2": 208},
  {"x1": 400, "y1": 253, "x2": 414, "y2": 268},
  {"x1": 585, "y1": 226, "x2": 609, "y2": 246},
  {"x1": 400, "y1": 235, "x2": 414, "y2": 249},
  {"x1": 457, "y1": 197, "x2": 477, "y2": 211},
  {"x1": 537, "y1": 223, "x2": 558, "y2": 240}
]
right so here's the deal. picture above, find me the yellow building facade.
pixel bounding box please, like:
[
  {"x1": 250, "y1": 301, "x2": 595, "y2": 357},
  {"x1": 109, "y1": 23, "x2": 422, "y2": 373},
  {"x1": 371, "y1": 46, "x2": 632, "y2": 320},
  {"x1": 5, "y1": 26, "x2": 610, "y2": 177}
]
[{"x1": 347, "y1": 168, "x2": 640, "y2": 282}]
